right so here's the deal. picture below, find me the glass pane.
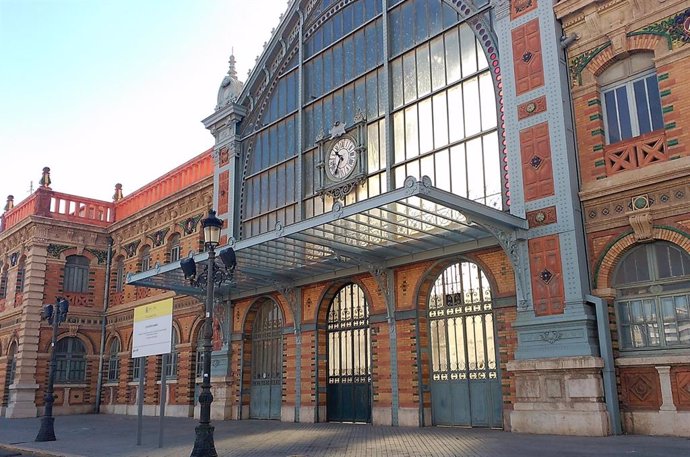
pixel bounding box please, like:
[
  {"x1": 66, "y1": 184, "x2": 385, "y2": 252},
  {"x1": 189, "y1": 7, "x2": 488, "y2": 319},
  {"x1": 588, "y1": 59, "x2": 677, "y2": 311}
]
[
  {"x1": 417, "y1": 45, "x2": 431, "y2": 98},
  {"x1": 616, "y1": 86, "x2": 633, "y2": 140},
  {"x1": 447, "y1": 85, "x2": 465, "y2": 143},
  {"x1": 459, "y1": 24, "x2": 477, "y2": 77},
  {"x1": 604, "y1": 90, "x2": 620, "y2": 144},
  {"x1": 463, "y1": 77, "x2": 481, "y2": 136},
  {"x1": 613, "y1": 245, "x2": 651, "y2": 285},
  {"x1": 479, "y1": 72, "x2": 497, "y2": 131},
  {"x1": 432, "y1": 92, "x2": 449, "y2": 149},
  {"x1": 418, "y1": 98, "x2": 433, "y2": 154},
  {"x1": 633, "y1": 78, "x2": 651, "y2": 134},
  {"x1": 445, "y1": 28, "x2": 461, "y2": 84},
  {"x1": 405, "y1": 105, "x2": 419, "y2": 160},
  {"x1": 430, "y1": 35, "x2": 446, "y2": 91},
  {"x1": 392, "y1": 58, "x2": 403, "y2": 109},
  {"x1": 403, "y1": 50, "x2": 417, "y2": 104},
  {"x1": 646, "y1": 75, "x2": 664, "y2": 131}
]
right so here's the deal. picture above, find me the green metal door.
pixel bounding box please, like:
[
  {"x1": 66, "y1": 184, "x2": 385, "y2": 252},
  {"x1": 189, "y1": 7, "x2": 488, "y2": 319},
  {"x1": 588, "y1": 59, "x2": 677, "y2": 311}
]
[
  {"x1": 327, "y1": 284, "x2": 371, "y2": 423},
  {"x1": 429, "y1": 262, "x2": 502, "y2": 428},
  {"x1": 250, "y1": 301, "x2": 283, "y2": 420}
]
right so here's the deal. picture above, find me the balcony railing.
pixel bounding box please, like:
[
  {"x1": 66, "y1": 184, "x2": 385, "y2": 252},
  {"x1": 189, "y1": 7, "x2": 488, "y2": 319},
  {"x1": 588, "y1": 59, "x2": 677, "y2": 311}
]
[
  {"x1": 604, "y1": 130, "x2": 668, "y2": 175},
  {"x1": 1, "y1": 189, "x2": 115, "y2": 233}
]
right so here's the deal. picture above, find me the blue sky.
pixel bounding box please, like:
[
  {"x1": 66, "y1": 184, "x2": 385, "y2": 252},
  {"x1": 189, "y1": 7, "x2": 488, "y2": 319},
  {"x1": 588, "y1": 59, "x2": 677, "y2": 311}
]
[{"x1": 0, "y1": 0, "x2": 285, "y2": 205}]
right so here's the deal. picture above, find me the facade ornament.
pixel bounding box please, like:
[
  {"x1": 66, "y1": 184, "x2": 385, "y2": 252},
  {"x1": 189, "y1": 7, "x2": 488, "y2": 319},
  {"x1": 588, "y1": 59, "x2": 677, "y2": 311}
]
[
  {"x1": 540, "y1": 330, "x2": 562, "y2": 345},
  {"x1": 628, "y1": 210, "x2": 654, "y2": 242},
  {"x1": 273, "y1": 282, "x2": 300, "y2": 333},
  {"x1": 4, "y1": 195, "x2": 13, "y2": 212},
  {"x1": 47, "y1": 244, "x2": 73, "y2": 259},
  {"x1": 329, "y1": 121, "x2": 347, "y2": 138},
  {"x1": 216, "y1": 52, "x2": 245, "y2": 111},
  {"x1": 112, "y1": 183, "x2": 124, "y2": 202},
  {"x1": 367, "y1": 265, "x2": 394, "y2": 321},
  {"x1": 39, "y1": 167, "x2": 51, "y2": 189}
]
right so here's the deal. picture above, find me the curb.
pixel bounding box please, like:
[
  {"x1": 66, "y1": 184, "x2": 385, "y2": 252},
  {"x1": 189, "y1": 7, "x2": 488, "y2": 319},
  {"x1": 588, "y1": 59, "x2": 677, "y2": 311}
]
[{"x1": 0, "y1": 443, "x2": 83, "y2": 457}]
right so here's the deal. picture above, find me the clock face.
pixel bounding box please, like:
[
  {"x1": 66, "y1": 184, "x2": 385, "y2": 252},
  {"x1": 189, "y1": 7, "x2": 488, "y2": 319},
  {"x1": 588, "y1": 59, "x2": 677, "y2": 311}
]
[{"x1": 327, "y1": 138, "x2": 357, "y2": 180}]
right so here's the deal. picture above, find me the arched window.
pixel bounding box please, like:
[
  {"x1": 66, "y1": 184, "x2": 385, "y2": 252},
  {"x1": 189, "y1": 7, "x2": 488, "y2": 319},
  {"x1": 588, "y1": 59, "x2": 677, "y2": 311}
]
[
  {"x1": 164, "y1": 330, "x2": 179, "y2": 379},
  {"x1": 107, "y1": 338, "x2": 120, "y2": 382},
  {"x1": 169, "y1": 234, "x2": 181, "y2": 263},
  {"x1": 15, "y1": 258, "x2": 25, "y2": 293},
  {"x1": 114, "y1": 257, "x2": 125, "y2": 293},
  {"x1": 140, "y1": 246, "x2": 151, "y2": 272},
  {"x1": 614, "y1": 242, "x2": 690, "y2": 350},
  {"x1": 0, "y1": 265, "x2": 8, "y2": 299},
  {"x1": 600, "y1": 53, "x2": 663, "y2": 145},
  {"x1": 64, "y1": 255, "x2": 90, "y2": 293},
  {"x1": 55, "y1": 337, "x2": 87, "y2": 383}
]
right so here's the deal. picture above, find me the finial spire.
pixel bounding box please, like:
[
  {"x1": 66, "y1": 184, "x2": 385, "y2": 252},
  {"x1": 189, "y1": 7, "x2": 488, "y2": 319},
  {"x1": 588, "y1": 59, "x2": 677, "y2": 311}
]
[
  {"x1": 228, "y1": 52, "x2": 237, "y2": 80},
  {"x1": 4, "y1": 195, "x2": 14, "y2": 212}
]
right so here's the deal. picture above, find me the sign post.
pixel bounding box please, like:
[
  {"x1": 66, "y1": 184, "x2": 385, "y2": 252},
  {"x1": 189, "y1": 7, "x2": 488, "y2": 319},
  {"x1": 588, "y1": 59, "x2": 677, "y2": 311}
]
[{"x1": 132, "y1": 298, "x2": 173, "y2": 447}]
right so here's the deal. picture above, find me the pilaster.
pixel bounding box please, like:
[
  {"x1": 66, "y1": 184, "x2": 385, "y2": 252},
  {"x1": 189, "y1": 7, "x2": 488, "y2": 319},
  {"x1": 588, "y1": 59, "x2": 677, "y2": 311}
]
[{"x1": 7, "y1": 243, "x2": 47, "y2": 418}]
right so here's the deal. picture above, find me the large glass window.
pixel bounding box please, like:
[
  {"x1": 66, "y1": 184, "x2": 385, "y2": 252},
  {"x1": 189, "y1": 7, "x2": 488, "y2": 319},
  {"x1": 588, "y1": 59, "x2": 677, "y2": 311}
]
[
  {"x1": 239, "y1": 0, "x2": 500, "y2": 238},
  {"x1": 132, "y1": 356, "x2": 145, "y2": 381},
  {"x1": 64, "y1": 255, "x2": 90, "y2": 293},
  {"x1": 107, "y1": 338, "x2": 120, "y2": 382},
  {"x1": 55, "y1": 337, "x2": 87, "y2": 383},
  {"x1": 614, "y1": 242, "x2": 690, "y2": 350}
]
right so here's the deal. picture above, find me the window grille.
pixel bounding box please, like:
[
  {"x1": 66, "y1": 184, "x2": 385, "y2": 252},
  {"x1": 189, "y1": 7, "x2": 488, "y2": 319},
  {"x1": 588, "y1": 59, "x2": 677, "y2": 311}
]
[{"x1": 107, "y1": 339, "x2": 120, "y2": 382}]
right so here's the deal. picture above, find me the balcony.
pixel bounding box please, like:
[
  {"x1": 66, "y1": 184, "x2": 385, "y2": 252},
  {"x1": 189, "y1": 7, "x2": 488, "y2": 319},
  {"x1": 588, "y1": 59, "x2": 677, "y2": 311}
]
[
  {"x1": 604, "y1": 130, "x2": 668, "y2": 175},
  {"x1": 1, "y1": 188, "x2": 115, "y2": 233}
]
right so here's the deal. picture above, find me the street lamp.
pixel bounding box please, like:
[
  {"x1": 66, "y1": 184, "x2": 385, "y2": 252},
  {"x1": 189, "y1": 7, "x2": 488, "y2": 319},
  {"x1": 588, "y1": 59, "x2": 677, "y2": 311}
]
[
  {"x1": 186, "y1": 210, "x2": 235, "y2": 457},
  {"x1": 36, "y1": 297, "x2": 69, "y2": 442}
]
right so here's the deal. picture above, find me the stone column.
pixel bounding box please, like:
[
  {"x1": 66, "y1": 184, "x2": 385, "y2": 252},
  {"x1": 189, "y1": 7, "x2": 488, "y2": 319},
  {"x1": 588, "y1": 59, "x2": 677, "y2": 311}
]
[{"x1": 7, "y1": 244, "x2": 48, "y2": 418}]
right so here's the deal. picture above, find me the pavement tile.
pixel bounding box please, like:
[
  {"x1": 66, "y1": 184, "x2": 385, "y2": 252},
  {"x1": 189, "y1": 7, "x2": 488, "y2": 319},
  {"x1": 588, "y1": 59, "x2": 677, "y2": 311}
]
[{"x1": 0, "y1": 415, "x2": 689, "y2": 457}]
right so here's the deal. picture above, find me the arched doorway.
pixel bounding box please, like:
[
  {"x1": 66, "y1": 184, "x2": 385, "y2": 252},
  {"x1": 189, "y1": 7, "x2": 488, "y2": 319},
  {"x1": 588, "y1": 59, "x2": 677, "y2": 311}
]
[
  {"x1": 428, "y1": 261, "x2": 502, "y2": 427},
  {"x1": 249, "y1": 300, "x2": 283, "y2": 420},
  {"x1": 327, "y1": 283, "x2": 371, "y2": 423}
]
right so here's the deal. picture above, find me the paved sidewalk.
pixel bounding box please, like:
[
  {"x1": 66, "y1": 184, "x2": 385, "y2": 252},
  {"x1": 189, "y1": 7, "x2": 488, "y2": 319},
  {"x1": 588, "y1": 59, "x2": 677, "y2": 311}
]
[{"x1": 1, "y1": 414, "x2": 689, "y2": 457}]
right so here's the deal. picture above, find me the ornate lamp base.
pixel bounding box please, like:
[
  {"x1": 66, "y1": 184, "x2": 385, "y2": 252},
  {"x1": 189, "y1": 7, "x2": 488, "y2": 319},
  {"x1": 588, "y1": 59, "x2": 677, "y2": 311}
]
[
  {"x1": 35, "y1": 416, "x2": 56, "y2": 442},
  {"x1": 190, "y1": 423, "x2": 217, "y2": 457}
]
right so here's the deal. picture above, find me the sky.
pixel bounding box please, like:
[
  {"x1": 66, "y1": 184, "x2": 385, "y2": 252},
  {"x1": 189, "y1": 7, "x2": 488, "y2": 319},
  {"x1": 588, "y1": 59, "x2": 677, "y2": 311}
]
[{"x1": 0, "y1": 0, "x2": 287, "y2": 207}]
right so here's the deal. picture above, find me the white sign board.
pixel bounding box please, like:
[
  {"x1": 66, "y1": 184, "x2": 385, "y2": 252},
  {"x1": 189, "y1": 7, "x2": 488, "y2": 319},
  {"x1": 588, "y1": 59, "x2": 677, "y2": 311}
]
[{"x1": 132, "y1": 298, "x2": 173, "y2": 358}]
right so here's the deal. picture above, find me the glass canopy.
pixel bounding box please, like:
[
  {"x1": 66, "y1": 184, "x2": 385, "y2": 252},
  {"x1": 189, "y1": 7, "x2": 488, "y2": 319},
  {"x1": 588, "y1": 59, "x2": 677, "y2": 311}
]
[{"x1": 127, "y1": 177, "x2": 527, "y2": 298}]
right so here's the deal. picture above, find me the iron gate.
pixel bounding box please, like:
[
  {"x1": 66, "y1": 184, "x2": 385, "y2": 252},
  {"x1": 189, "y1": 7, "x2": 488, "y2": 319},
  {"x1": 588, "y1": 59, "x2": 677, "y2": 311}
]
[
  {"x1": 327, "y1": 284, "x2": 371, "y2": 423},
  {"x1": 250, "y1": 300, "x2": 283, "y2": 420},
  {"x1": 428, "y1": 262, "x2": 502, "y2": 427}
]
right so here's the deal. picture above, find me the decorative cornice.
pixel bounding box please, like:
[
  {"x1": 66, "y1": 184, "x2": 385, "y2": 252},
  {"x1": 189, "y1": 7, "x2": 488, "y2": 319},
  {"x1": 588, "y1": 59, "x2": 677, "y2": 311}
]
[
  {"x1": 627, "y1": 8, "x2": 690, "y2": 50},
  {"x1": 569, "y1": 41, "x2": 612, "y2": 85}
]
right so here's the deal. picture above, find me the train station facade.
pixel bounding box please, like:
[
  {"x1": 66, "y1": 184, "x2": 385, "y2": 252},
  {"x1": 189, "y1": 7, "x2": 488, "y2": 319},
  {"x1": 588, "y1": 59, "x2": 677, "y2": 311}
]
[{"x1": 1, "y1": 0, "x2": 690, "y2": 437}]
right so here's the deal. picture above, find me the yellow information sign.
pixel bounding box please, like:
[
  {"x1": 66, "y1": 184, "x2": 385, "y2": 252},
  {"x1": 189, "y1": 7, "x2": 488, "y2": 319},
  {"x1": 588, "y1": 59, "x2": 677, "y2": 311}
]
[{"x1": 132, "y1": 298, "x2": 173, "y2": 358}]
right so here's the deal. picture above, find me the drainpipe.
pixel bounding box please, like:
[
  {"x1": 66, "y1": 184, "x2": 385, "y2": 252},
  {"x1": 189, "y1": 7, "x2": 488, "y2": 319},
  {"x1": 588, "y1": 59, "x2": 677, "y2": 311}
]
[
  {"x1": 585, "y1": 294, "x2": 622, "y2": 435},
  {"x1": 95, "y1": 237, "x2": 114, "y2": 413}
]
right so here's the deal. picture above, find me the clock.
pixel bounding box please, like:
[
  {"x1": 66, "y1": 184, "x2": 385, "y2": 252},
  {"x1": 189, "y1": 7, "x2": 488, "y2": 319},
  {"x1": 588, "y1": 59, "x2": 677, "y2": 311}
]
[{"x1": 326, "y1": 137, "x2": 357, "y2": 181}]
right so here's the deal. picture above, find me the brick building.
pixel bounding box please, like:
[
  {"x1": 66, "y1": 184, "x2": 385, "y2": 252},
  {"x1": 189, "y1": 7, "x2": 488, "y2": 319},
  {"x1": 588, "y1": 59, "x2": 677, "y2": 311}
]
[{"x1": 1, "y1": 0, "x2": 689, "y2": 438}]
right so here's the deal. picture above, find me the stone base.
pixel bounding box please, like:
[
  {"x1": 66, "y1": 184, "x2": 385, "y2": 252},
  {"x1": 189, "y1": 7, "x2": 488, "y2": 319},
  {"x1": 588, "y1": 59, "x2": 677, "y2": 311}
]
[
  {"x1": 623, "y1": 410, "x2": 690, "y2": 437},
  {"x1": 6, "y1": 383, "x2": 39, "y2": 418},
  {"x1": 398, "y1": 407, "x2": 420, "y2": 427},
  {"x1": 372, "y1": 406, "x2": 392, "y2": 425},
  {"x1": 507, "y1": 356, "x2": 609, "y2": 436},
  {"x1": 281, "y1": 405, "x2": 294, "y2": 422}
]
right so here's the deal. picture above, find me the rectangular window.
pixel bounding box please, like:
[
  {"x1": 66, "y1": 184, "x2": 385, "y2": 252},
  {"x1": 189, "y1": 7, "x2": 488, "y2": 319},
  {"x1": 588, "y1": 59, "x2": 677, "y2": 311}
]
[{"x1": 602, "y1": 72, "x2": 663, "y2": 144}]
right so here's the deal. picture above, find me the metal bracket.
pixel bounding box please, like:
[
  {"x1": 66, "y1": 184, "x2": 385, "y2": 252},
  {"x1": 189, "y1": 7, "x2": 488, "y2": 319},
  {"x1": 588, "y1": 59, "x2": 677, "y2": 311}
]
[
  {"x1": 367, "y1": 264, "x2": 394, "y2": 322},
  {"x1": 473, "y1": 222, "x2": 531, "y2": 311},
  {"x1": 273, "y1": 281, "x2": 301, "y2": 334}
]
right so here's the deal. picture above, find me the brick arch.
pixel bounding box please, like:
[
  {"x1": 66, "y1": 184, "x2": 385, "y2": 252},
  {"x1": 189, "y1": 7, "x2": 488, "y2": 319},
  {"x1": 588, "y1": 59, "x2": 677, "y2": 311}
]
[
  {"x1": 314, "y1": 278, "x2": 376, "y2": 328},
  {"x1": 50, "y1": 332, "x2": 96, "y2": 355},
  {"x1": 594, "y1": 226, "x2": 690, "y2": 289},
  {"x1": 240, "y1": 294, "x2": 290, "y2": 333},
  {"x1": 105, "y1": 331, "x2": 123, "y2": 352},
  {"x1": 583, "y1": 39, "x2": 663, "y2": 85},
  {"x1": 413, "y1": 255, "x2": 500, "y2": 312},
  {"x1": 54, "y1": 248, "x2": 99, "y2": 265}
]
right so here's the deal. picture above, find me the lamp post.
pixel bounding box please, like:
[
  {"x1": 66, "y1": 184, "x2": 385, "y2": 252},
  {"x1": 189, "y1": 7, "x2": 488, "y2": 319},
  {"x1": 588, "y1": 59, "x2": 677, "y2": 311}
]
[
  {"x1": 188, "y1": 210, "x2": 235, "y2": 457},
  {"x1": 36, "y1": 297, "x2": 69, "y2": 442}
]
